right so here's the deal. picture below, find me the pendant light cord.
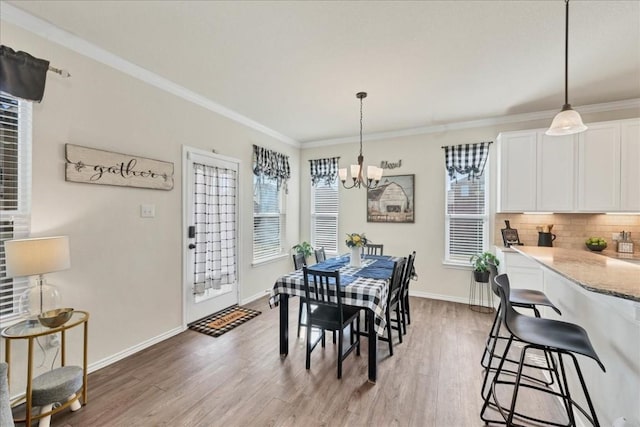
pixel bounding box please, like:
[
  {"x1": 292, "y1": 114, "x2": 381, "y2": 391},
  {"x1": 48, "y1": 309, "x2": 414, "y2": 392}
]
[
  {"x1": 359, "y1": 95, "x2": 364, "y2": 156},
  {"x1": 564, "y1": 0, "x2": 569, "y2": 107}
]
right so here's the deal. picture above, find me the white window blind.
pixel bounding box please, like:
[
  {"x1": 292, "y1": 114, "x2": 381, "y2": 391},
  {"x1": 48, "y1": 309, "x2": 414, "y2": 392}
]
[
  {"x1": 445, "y1": 169, "x2": 489, "y2": 265},
  {"x1": 311, "y1": 180, "x2": 339, "y2": 255},
  {"x1": 1, "y1": 93, "x2": 32, "y2": 320},
  {"x1": 253, "y1": 175, "x2": 284, "y2": 262}
]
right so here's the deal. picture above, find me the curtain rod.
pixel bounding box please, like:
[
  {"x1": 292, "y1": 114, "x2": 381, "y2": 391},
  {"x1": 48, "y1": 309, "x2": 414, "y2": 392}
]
[
  {"x1": 440, "y1": 141, "x2": 493, "y2": 149},
  {"x1": 48, "y1": 65, "x2": 71, "y2": 78}
]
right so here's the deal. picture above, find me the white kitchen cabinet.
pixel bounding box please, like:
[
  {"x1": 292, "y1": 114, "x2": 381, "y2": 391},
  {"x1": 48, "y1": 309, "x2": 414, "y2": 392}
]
[
  {"x1": 577, "y1": 122, "x2": 621, "y2": 211},
  {"x1": 498, "y1": 118, "x2": 639, "y2": 213},
  {"x1": 497, "y1": 130, "x2": 575, "y2": 212},
  {"x1": 497, "y1": 131, "x2": 537, "y2": 212},
  {"x1": 537, "y1": 133, "x2": 576, "y2": 212},
  {"x1": 621, "y1": 119, "x2": 640, "y2": 211}
]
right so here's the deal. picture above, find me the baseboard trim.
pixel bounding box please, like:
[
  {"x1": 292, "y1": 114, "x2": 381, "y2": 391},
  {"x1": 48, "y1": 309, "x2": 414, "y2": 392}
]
[
  {"x1": 87, "y1": 326, "x2": 185, "y2": 373},
  {"x1": 408, "y1": 290, "x2": 469, "y2": 305},
  {"x1": 242, "y1": 291, "x2": 269, "y2": 305}
]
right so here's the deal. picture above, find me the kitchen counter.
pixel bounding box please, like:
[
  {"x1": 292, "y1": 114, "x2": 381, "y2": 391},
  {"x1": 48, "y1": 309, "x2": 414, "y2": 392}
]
[{"x1": 512, "y1": 246, "x2": 640, "y2": 302}]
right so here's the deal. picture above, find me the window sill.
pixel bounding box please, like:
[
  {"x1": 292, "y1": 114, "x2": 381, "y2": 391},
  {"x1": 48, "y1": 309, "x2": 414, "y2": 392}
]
[
  {"x1": 251, "y1": 253, "x2": 289, "y2": 267},
  {"x1": 442, "y1": 260, "x2": 473, "y2": 271}
]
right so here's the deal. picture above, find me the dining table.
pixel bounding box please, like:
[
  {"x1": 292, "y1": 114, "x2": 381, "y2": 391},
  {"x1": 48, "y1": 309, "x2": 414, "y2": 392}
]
[{"x1": 269, "y1": 253, "x2": 401, "y2": 383}]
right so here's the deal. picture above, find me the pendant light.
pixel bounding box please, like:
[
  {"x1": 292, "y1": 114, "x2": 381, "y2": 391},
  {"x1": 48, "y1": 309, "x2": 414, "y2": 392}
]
[
  {"x1": 338, "y1": 92, "x2": 383, "y2": 189},
  {"x1": 546, "y1": 0, "x2": 587, "y2": 136}
]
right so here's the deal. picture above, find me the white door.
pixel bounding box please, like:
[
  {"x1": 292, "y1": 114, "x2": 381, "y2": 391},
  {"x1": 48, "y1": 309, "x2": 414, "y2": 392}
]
[{"x1": 183, "y1": 147, "x2": 240, "y2": 324}]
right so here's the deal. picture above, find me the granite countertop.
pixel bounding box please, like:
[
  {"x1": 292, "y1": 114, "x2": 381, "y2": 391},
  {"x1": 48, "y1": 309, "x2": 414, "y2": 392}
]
[{"x1": 512, "y1": 246, "x2": 640, "y2": 302}]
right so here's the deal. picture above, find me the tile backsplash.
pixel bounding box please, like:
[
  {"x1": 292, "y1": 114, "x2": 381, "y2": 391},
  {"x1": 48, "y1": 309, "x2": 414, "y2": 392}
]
[{"x1": 494, "y1": 213, "x2": 640, "y2": 253}]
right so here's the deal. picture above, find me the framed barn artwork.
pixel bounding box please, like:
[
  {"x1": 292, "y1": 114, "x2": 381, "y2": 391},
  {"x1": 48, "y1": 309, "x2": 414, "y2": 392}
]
[{"x1": 367, "y1": 174, "x2": 415, "y2": 223}]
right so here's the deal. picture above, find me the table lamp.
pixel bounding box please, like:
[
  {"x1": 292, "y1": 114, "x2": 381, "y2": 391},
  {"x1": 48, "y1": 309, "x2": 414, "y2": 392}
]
[{"x1": 5, "y1": 236, "x2": 71, "y2": 318}]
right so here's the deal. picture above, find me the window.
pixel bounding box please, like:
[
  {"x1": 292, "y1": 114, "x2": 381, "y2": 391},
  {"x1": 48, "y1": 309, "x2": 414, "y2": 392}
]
[
  {"x1": 445, "y1": 169, "x2": 489, "y2": 265},
  {"x1": 1, "y1": 93, "x2": 32, "y2": 320},
  {"x1": 252, "y1": 174, "x2": 285, "y2": 262},
  {"x1": 311, "y1": 179, "x2": 338, "y2": 255}
]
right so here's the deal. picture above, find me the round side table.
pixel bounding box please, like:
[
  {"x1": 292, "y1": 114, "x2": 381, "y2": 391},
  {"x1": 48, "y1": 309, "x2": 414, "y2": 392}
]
[{"x1": 1, "y1": 310, "x2": 89, "y2": 426}]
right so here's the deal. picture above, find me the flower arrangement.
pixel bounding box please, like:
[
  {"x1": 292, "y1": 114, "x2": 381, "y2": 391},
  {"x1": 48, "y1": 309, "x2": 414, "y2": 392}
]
[{"x1": 346, "y1": 233, "x2": 368, "y2": 248}]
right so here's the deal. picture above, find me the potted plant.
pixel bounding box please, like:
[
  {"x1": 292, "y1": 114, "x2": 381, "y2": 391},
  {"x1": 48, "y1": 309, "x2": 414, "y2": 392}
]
[
  {"x1": 469, "y1": 252, "x2": 499, "y2": 283},
  {"x1": 292, "y1": 241, "x2": 313, "y2": 262}
]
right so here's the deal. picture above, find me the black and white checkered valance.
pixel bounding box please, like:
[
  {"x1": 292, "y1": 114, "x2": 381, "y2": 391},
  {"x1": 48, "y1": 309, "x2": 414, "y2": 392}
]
[
  {"x1": 443, "y1": 141, "x2": 492, "y2": 179},
  {"x1": 309, "y1": 157, "x2": 340, "y2": 186},
  {"x1": 253, "y1": 144, "x2": 290, "y2": 190}
]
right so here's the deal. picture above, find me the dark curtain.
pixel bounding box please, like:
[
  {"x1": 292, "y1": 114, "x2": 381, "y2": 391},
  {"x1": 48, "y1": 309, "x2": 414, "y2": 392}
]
[
  {"x1": 309, "y1": 157, "x2": 340, "y2": 186},
  {"x1": 0, "y1": 45, "x2": 50, "y2": 102},
  {"x1": 252, "y1": 144, "x2": 291, "y2": 191},
  {"x1": 443, "y1": 141, "x2": 492, "y2": 179}
]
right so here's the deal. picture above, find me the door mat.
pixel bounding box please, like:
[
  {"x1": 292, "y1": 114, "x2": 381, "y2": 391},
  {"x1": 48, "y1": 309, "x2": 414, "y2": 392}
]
[{"x1": 188, "y1": 305, "x2": 261, "y2": 337}]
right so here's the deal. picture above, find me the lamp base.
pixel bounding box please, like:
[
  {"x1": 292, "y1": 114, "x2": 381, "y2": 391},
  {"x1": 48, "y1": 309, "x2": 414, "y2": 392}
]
[{"x1": 18, "y1": 279, "x2": 61, "y2": 318}]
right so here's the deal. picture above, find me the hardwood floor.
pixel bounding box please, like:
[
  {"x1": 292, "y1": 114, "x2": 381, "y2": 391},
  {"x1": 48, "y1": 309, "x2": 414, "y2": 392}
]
[{"x1": 26, "y1": 297, "x2": 566, "y2": 426}]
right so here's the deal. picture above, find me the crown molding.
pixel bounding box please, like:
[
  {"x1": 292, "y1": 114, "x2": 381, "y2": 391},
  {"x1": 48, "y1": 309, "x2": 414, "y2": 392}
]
[
  {"x1": 0, "y1": 2, "x2": 300, "y2": 148},
  {"x1": 304, "y1": 98, "x2": 640, "y2": 148}
]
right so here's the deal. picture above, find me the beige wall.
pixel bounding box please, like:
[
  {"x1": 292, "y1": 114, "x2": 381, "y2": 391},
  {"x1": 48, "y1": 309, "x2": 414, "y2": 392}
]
[{"x1": 1, "y1": 23, "x2": 301, "y2": 391}]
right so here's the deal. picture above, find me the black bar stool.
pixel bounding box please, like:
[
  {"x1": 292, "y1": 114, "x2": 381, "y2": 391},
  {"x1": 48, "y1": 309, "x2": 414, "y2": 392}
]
[
  {"x1": 481, "y1": 273, "x2": 605, "y2": 427},
  {"x1": 481, "y1": 262, "x2": 561, "y2": 388}
]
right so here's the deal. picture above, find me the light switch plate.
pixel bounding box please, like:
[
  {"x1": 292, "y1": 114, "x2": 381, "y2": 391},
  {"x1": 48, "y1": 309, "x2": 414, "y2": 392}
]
[{"x1": 140, "y1": 204, "x2": 155, "y2": 218}]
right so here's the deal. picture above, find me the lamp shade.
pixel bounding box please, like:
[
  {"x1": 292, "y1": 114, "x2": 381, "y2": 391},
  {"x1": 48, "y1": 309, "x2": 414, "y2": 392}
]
[
  {"x1": 5, "y1": 236, "x2": 70, "y2": 278},
  {"x1": 546, "y1": 108, "x2": 587, "y2": 136}
]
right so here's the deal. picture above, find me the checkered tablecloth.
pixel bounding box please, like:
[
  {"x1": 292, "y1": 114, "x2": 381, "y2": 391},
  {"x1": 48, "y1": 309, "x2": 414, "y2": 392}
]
[{"x1": 270, "y1": 256, "x2": 399, "y2": 335}]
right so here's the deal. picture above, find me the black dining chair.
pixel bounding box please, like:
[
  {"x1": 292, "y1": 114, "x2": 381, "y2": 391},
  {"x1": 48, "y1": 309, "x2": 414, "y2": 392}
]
[
  {"x1": 399, "y1": 251, "x2": 416, "y2": 335},
  {"x1": 364, "y1": 243, "x2": 384, "y2": 256},
  {"x1": 378, "y1": 257, "x2": 406, "y2": 356},
  {"x1": 481, "y1": 273, "x2": 605, "y2": 427},
  {"x1": 302, "y1": 267, "x2": 361, "y2": 379},
  {"x1": 314, "y1": 247, "x2": 326, "y2": 263},
  {"x1": 293, "y1": 253, "x2": 307, "y2": 338}
]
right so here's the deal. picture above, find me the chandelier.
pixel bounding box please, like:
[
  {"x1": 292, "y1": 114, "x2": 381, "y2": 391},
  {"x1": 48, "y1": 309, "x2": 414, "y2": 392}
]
[
  {"x1": 338, "y1": 92, "x2": 383, "y2": 189},
  {"x1": 546, "y1": 0, "x2": 587, "y2": 136}
]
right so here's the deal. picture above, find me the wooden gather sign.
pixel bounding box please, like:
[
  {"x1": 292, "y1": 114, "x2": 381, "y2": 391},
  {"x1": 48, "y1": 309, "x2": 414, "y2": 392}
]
[{"x1": 65, "y1": 144, "x2": 174, "y2": 190}]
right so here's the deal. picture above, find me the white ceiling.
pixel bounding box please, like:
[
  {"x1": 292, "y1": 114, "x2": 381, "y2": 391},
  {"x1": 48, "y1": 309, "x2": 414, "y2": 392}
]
[{"x1": 4, "y1": 0, "x2": 640, "y2": 144}]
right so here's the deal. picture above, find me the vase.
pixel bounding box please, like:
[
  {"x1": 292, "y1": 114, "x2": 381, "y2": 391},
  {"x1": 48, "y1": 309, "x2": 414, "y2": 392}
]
[{"x1": 350, "y1": 247, "x2": 362, "y2": 267}]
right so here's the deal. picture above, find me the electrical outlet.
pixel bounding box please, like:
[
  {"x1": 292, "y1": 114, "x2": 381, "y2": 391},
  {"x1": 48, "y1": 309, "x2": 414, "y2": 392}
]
[
  {"x1": 612, "y1": 232, "x2": 622, "y2": 241},
  {"x1": 140, "y1": 204, "x2": 156, "y2": 218}
]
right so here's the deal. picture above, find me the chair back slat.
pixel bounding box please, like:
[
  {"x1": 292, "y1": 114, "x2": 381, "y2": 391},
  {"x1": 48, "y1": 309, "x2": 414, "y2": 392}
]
[
  {"x1": 402, "y1": 251, "x2": 416, "y2": 292},
  {"x1": 388, "y1": 257, "x2": 407, "y2": 305},
  {"x1": 314, "y1": 248, "x2": 326, "y2": 263},
  {"x1": 293, "y1": 253, "x2": 306, "y2": 270},
  {"x1": 303, "y1": 267, "x2": 343, "y2": 324},
  {"x1": 365, "y1": 244, "x2": 384, "y2": 256}
]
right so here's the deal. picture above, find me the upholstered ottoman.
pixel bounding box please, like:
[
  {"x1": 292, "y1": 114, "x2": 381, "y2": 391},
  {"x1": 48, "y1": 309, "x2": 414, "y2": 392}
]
[{"x1": 32, "y1": 366, "x2": 83, "y2": 427}]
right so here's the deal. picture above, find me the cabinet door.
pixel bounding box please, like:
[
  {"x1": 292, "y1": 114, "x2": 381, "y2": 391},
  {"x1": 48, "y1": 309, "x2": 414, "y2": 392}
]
[
  {"x1": 537, "y1": 132, "x2": 576, "y2": 212},
  {"x1": 578, "y1": 123, "x2": 621, "y2": 211},
  {"x1": 498, "y1": 132, "x2": 537, "y2": 212},
  {"x1": 620, "y1": 119, "x2": 640, "y2": 211}
]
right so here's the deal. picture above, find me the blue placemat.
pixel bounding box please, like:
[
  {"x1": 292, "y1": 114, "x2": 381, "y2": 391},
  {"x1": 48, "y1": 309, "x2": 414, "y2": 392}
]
[
  {"x1": 311, "y1": 257, "x2": 350, "y2": 272},
  {"x1": 353, "y1": 267, "x2": 393, "y2": 280},
  {"x1": 365, "y1": 255, "x2": 391, "y2": 261},
  {"x1": 370, "y1": 259, "x2": 395, "y2": 269},
  {"x1": 304, "y1": 274, "x2": 356, "y2": 287}
]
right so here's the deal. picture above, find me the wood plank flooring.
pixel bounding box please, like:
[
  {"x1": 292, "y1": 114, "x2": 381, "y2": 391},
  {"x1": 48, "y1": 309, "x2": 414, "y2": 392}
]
[{"x1": 22, "y1": 297, "x2": 567, "y2": 426}]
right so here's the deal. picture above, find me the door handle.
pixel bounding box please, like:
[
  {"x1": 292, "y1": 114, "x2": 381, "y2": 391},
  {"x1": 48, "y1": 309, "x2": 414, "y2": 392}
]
[{"x1": 188, "y1": 243, "x2": 196, "y2": 250}]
